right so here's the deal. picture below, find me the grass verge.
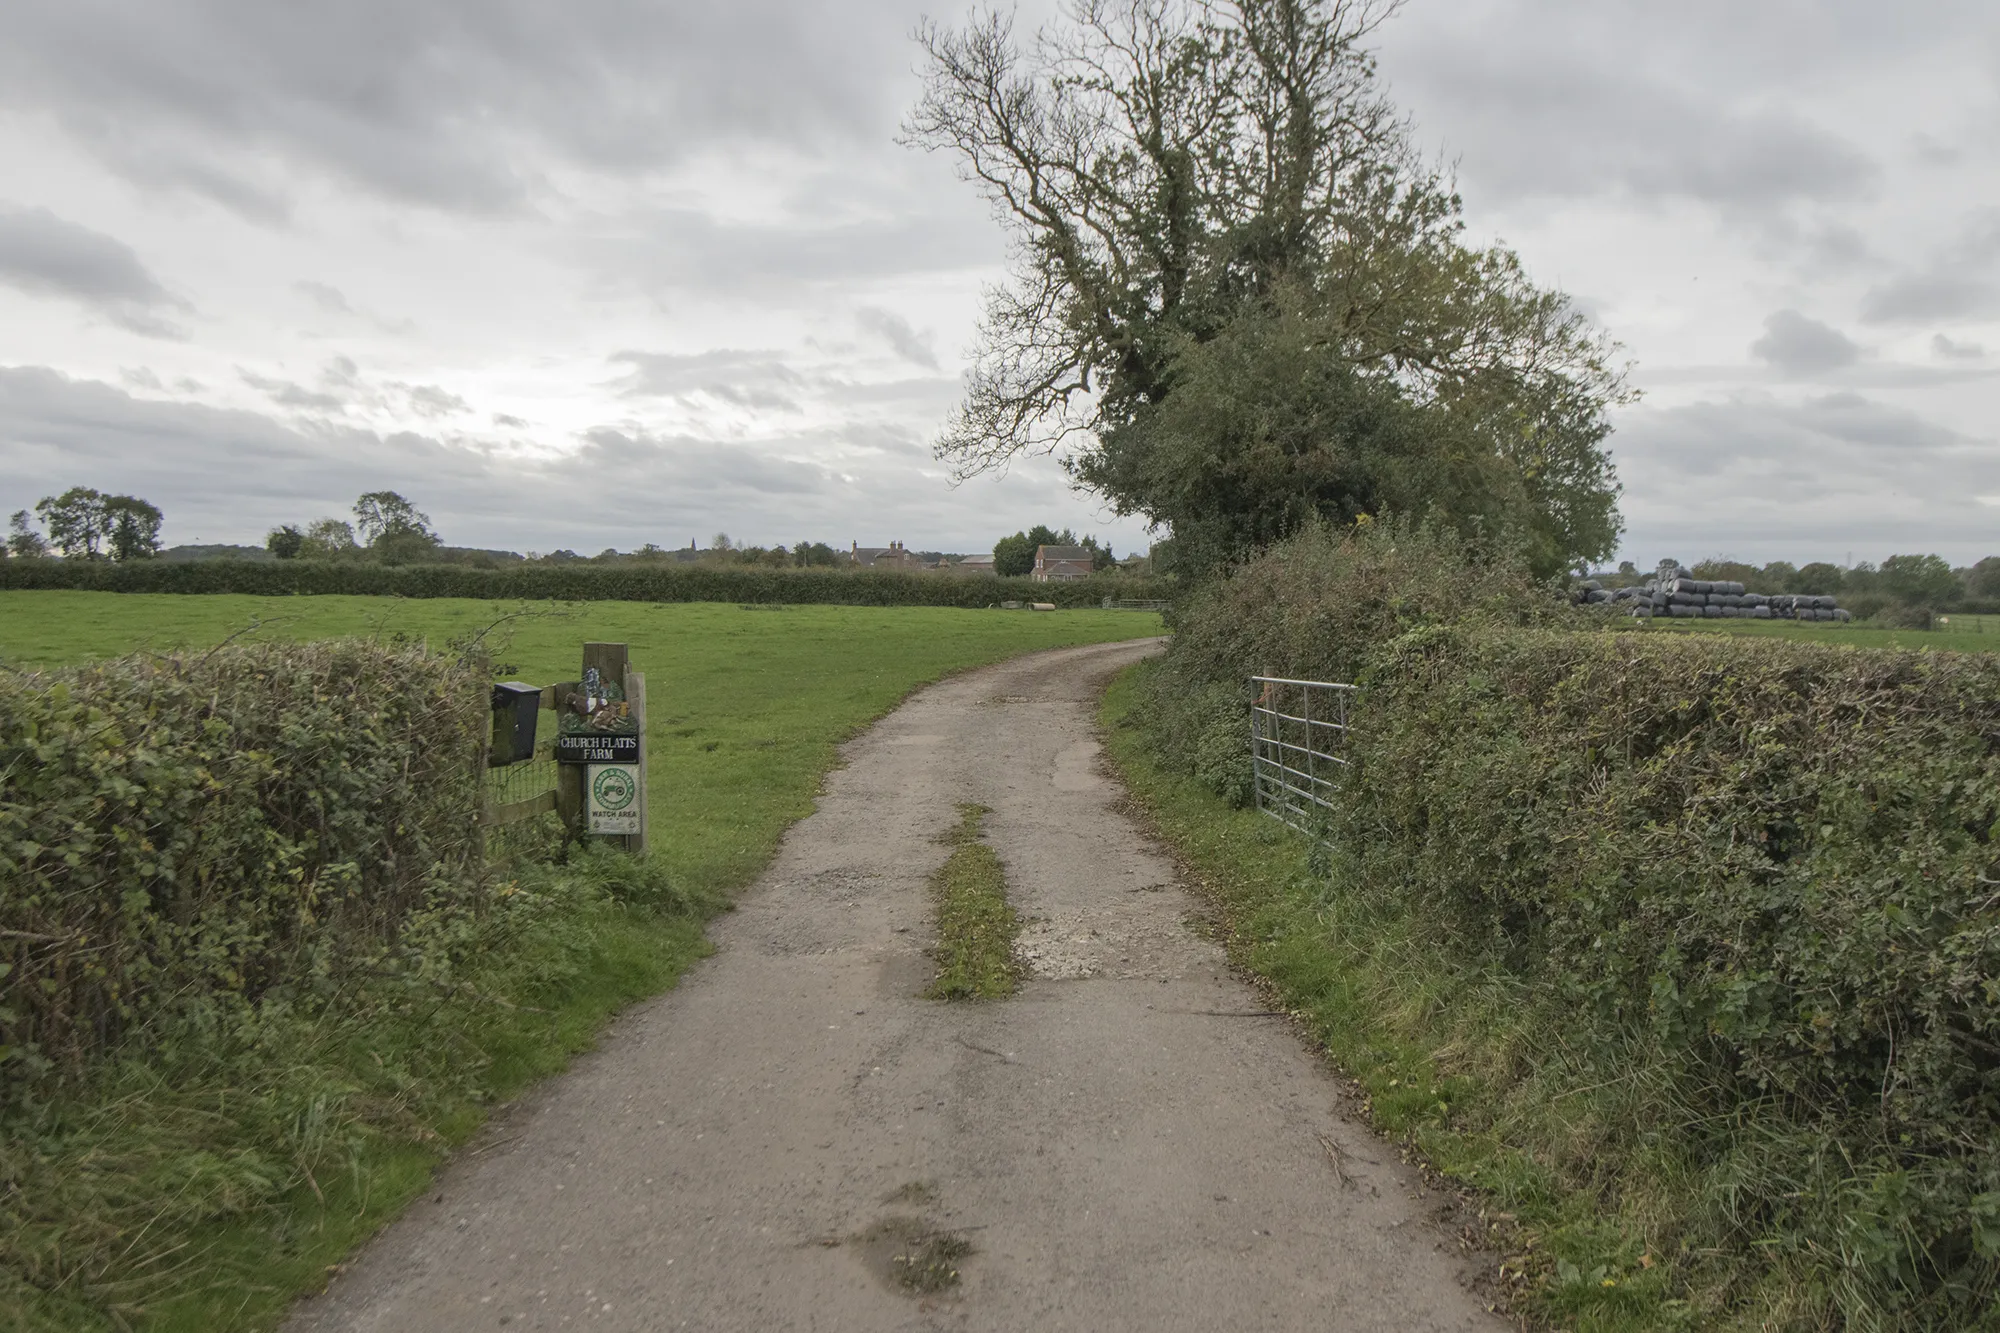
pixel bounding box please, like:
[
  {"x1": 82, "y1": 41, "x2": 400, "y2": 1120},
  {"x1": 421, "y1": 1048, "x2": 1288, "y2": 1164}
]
[
  {"x1": 924, "y1": 805, "x2": 1019, "y2": 1001},
  {"x1": 1, "y1": 849, "x2": 716, "y2": 1333},
  {"x1": 1101, "y1": 662, "x2": 1704, "y2": 1333}
]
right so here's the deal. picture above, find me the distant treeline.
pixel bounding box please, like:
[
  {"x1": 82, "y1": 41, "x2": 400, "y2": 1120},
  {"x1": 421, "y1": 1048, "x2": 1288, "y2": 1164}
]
[{"x1": 0, "y1": 558, "x2": 1166, "y2": 608}]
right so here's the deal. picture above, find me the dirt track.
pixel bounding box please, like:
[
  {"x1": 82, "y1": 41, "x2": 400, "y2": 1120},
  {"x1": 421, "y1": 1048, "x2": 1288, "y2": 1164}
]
[{"x1": 287, "y1": 639, "x2": 1501, "y2": 1332}]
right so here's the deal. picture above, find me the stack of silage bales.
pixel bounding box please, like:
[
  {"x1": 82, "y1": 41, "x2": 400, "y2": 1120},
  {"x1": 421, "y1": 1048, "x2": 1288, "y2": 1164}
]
[{"x1": 1572, "y1": 564, "x2": 1850, "y2": 622}]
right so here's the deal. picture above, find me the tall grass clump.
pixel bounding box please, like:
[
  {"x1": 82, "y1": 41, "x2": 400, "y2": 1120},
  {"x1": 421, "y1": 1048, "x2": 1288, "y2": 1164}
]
[{"x1": 1129, "y1": 518, "x2": 2000, "y2": 1329}]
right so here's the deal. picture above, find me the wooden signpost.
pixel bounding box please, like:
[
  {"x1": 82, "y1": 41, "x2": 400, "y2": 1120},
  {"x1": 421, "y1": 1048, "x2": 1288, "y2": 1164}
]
[{"x1": 484, "y1": 640, "x2": 647, "y2": 855}]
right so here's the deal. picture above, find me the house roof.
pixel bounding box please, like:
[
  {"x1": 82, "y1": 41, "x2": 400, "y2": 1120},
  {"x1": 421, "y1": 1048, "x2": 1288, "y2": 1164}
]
[
  {"x1": 958, "y1": 553, "x2": 995, "y2": 565},
  {"x1": 1036, "y1": 546, "x2": 1093, "y2": 562}
]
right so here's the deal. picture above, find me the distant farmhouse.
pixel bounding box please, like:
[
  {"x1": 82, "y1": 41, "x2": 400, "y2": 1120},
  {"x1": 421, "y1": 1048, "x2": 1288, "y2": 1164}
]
[
  {"x1": 955, "y1": 553, "x2": 996, "y2": 576},
  {"x1": 1033, "y1": 545, "x2": 1094, "y2": 582},
  {"x1": 849, "y1": 540, "x2": 926, "y2": 570}
]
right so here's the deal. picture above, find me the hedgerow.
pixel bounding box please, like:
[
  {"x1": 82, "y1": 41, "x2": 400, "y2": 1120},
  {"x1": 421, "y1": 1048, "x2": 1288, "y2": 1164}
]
[
  {"x1": 0, "y1": 640, "x2": 485, "y2": 1101},
  {"x1": 1137, "y1": 520, "x2": 2000, "y2": 1328},
  {"x1": 0, "y1": 557, "x2": 1164, "y2": 607}
]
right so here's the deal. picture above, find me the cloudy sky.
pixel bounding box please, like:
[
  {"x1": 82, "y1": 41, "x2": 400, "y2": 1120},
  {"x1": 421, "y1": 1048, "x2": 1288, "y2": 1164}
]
[{"x1": 1, "y1": 1, "x2": 1996, "y2": 565}]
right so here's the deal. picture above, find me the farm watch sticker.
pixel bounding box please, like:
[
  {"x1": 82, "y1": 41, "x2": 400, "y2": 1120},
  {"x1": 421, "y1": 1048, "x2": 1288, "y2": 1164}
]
[{"x1": 587, "y1": 763, "x2": 642, "y2": 835}]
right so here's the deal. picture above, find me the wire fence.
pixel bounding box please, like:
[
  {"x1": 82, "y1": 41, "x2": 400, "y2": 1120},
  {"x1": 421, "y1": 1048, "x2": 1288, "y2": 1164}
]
[{"x1": 1249, "y1": 675, "x2": 1355, "y2": 837}]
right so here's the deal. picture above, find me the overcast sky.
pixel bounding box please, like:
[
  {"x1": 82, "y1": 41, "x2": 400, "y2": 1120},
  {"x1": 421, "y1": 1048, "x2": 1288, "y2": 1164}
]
[{"x1": 1, "y1": 1, "x2": 1995, "y2": 565}]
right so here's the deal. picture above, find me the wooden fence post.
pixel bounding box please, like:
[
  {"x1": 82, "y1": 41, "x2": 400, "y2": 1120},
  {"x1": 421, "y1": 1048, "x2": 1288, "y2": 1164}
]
[{"x1": 625, "y1": 665, "x2": 648, "y2": 856}]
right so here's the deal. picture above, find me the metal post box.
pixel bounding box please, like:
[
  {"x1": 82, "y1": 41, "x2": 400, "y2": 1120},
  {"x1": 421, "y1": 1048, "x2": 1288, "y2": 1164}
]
[{"x1": 489, "y1": 682, "x2": 542, "y2": 765}]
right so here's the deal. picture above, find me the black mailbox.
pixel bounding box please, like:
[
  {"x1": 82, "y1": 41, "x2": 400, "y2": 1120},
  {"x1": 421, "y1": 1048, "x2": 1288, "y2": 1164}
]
[{"x1": 489, "y1": 682, "x2": 542, "y2": 766}]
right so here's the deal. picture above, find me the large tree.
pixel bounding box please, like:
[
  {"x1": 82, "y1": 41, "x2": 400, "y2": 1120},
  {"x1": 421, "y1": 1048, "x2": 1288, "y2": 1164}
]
[
  {"x1": 7, "y1": 510, "x2": 48, "y2": 559},
  {"x1": 104, "y1": 495, "x2": 163, "y2": 561},
  {"x1": 907, "y1": 0, "x2": 1627, "y2": 575},
  {"x1": 352, "y1": 491, "x2": 441, "y2": 565},
  {"x1": 34, "y1": 488, "x2": 112, "y2": 560}
]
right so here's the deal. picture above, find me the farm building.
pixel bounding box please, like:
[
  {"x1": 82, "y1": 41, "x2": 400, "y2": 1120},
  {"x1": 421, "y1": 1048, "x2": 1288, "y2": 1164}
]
[
  {"x1": 850, "y1": 541, "x2": 924, "y2": 570},
  {"x1": 1033, "y1": 545, "x2": 1095, "y2": 582}
]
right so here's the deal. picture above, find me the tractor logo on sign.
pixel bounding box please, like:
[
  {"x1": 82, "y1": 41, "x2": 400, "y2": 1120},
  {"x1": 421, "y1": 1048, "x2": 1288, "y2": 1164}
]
[{"x1": 591, "y1": 765, "x2": 637, "y2": 812}]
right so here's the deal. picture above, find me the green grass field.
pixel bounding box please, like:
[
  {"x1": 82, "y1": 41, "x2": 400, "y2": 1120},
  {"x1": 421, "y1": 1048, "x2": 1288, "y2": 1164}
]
[
  {"x1": 0, "y1": 592, "x2": 1161, "y2": 1332},
  {"x1": 1632, "y1": 615, "x2": 1998, "y2": 655},
  {"x1": 0, "y1": 591, "x2": 1164, "y2": 904}
]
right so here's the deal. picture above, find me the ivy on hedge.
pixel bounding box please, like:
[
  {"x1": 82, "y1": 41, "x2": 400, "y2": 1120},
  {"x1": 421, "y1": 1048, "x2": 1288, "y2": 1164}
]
[
  {"x1": 0, "y1": 558, "x2": 1165, "y2": 608},
  {"x1": 0, "y1": 641, "x2": 486, "y2": 1101}
]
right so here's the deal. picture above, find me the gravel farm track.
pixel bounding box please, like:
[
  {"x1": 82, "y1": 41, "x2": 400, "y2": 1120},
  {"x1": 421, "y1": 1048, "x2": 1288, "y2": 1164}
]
[{"x1": 285, "y1": 639, "x2": 1501, "y2": 1333}]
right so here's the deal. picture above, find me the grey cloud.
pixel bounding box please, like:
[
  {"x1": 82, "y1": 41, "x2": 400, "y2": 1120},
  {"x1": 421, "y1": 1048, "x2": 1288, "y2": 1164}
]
[
  {"x1": 0, "y1": 0, "x2": 927, "y2": 216},
  {"x1": 0, "y1": 365, "x2": 1111, "y2": 554},
  {"x1": 295, "y1": 281, "x2": 353, "y2": 315},
  {"x1": 0, "y1": 205, "x2": 188, "y2": 337},
  {"x1": 120, "y1": 366, "x2": 165, "y2": 391},
  {"x1": 578, "y1": 428, "x2": 825, "y2": 496},
  {"x1": 583, "y1": 199, "x2": 997, "y2": 300},
  {"x1": 1933, "y1": 333, "x2": 1986, "y2": 359},
  {"x1": 1860, "y1": 211, "x2": 2000, "y2": 323},
  {"x1": 609, "y1": 350, "x2": 807, "y2": 413},
  {"x1": 1750, "y1": 310, "x2": 1862, "y2": 377},
  {"x1": 1610, "y1": 392, "x2": 2000, "y2": 563},
  {"x1": 404, "y1": 384, "x2": 471, "y2": 418},
  {"x1": 493, "y1": 412, "x2": 529, "y2": 428},
  {"x1": 238, "y1": 368, "x2": 346, "y2": 413},
  {"x1": 1384, "y1": 44, "x2": 1874, "y2": 208},
  {"x1": 1861, "y1": 274, "x2": 1998, "y2": 323},
  {"x1": 856, "y1": 306, "x2": 940, "y2": 370}
]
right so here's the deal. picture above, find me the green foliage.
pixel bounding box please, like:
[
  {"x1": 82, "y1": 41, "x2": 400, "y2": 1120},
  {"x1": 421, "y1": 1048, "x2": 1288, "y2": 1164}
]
[
  {"x1": 33, "y1": 489, "x2": 111, "y2": 561},
  {"x1": 298, "y1": 518, "x2": 357, "y2": 560},
  {"x1": 1969, "y1": 557, "x2": 2000, "y2": 603},
  {"x1": 1140, "y1": 516, "x2": 1564, "y2": 801},
  {"x1": 1083, "y1": 297, "x2": 1579, "y2": 577},
  {"x1": 910, "y1": 1, "x2": 1626, "y2": 574},
  {"x1": 792, "y1": 540, "x2": 842, "y2": 567},
  {"x1": 0, "y1": 848, "x2": 716, "y2": 1328},
  {"x1": 0, "y1": 557, "x2": 1166, "y2": 606},
  {"x1": 1329, "y1": 627, "x2": 2000, "y2": 1326},
  {"x1": 1879, "y1": 553, "x2": 1961, "y2": 608},
  {"x1": 8, "y1": 509, "x2": 48, "y2": 560},
  {"x1": 992, "y1": 533, "x2": 1035, "y2": 577},
  {"x1": 103, "y1": 497, "x2": 164, "y2": 562},
  {"x1": 1139, "y1": 522, "x2": 2000, "y2": 1327},
  {"x1": 1, "y1": 641, "x2": 486, "y2": 1101},
  {"x1": 264, "y1": 524, "x2": 305, "y2": 560}
]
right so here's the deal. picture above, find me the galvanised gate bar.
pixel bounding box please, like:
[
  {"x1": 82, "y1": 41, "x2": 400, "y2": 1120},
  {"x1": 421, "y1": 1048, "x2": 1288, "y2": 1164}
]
[{"x1": 1249, "y1": 675, "x2": 1355, "y2": 837}]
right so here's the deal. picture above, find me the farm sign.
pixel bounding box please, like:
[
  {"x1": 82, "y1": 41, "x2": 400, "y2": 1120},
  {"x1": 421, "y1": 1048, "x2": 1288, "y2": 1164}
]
[
  {"x1": 553, "y1": 733, "x2": 641, "y2": 764},
  {"x1": 587, "y1": 763, "x2": 642, "y2": 835}
]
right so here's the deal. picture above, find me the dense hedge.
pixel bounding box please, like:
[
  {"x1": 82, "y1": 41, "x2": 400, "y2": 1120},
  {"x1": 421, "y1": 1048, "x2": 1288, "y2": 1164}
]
[
  {"x1": 0, "y1": 641, "x2": 486, "y2": 1101},
  {"x1": 0, "y1": 557, "x2": 1164, "y2": 607},
  {"x1": 1143, "y1": 521, "x2": 2000, "y2": 1325}
]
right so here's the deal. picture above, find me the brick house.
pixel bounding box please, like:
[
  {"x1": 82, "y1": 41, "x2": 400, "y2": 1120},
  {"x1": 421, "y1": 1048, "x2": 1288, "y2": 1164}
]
[
  {"x1": 1033, "y1": 545, "x2": 1095, "y2": 582},
  {"x1": 850, "y1": 540, "x2": 923, "y2": 570}
]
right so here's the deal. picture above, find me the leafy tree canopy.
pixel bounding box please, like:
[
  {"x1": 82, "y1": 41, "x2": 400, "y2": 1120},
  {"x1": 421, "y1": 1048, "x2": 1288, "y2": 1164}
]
[
  {"x1": 7, "y1": 510, "x2": 48, "y2": 559},
  {"x1": 105, "y1": 496, "x2": 163, "y2": 561},
  {"x1": 33, "y1": 489, "x2": 163, "y2": 561},
  {"x1": 908, "y1": 0, "x2": 1628, "y2": 577},
  {"x1": 266, "y1": 524, "x2": 305, "y2": 560}
]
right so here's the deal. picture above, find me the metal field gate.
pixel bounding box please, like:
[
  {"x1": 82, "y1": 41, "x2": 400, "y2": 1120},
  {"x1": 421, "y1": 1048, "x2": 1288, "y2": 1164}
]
[{"x1": 1249, "y1": 675, "x2": 1355, "y2": 836}]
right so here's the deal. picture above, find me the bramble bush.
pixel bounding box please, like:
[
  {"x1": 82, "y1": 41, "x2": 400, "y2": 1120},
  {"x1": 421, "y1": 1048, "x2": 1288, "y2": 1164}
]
[
  {"x1": 1, "y1": 640, "x2": 485, "y2": 1101},
  {"x1": 1138, "y1": 519, "x2": 2000, "y2": 1327},
  {"x1": 0, "y1": 556, "x2": 1165, "y2": 608}
]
